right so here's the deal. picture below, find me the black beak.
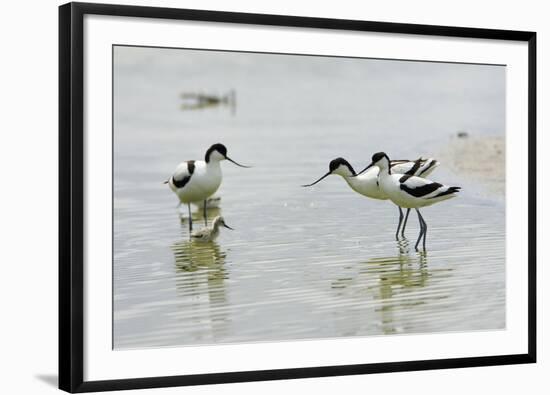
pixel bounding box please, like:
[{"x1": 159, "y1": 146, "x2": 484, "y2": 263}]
[
  {"x1": 225, "y1": 156, "x2": 251, "y2": 168},
  {"x1": 301, "y1": 171, "x2": 332, "y2": 187},
  {"x1": 223, "y1": 223, "x2": 234, "y2": 230},
  {"x1": 352, "y1": 162, "x2": 374, "y2": 177}
]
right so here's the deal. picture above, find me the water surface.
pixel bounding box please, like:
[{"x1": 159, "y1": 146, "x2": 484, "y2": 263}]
[{"x1": 113, "y1": 46, "x2": 505, "y2": 349}]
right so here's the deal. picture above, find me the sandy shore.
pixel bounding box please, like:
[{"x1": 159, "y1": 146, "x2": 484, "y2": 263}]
[{"x1": 440, "y1": 133, "x2": 505, "y2": 196}]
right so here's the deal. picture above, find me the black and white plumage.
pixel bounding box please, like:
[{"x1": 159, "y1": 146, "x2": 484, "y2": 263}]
[
  {"x1": 390, "y1": 157, "x2": 440, "y2": 179},
  {"x1": 164, "y1": 143, "x2": 250, "y2": 231},
  {"x1": 302, "y1": 156, "x2": 439, "y2": 238},
  {"x1": 355, "y1": 152, "x2": 460, "y2": 250}
]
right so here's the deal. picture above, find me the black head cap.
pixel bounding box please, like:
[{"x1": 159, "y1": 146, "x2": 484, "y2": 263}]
[
  {"x1": 205, "y1": 143, "x2": 227, "y2": 162},
  {"x1": 372, "y1": 152, "x2": 388, "y2": 163},
  {"x1": 329, "y1": 157, "x2": 355, "y2": 175}
]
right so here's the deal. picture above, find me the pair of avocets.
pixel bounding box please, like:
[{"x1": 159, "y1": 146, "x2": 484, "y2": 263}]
[
  {"x1": 166, "y1": 144, "x2": 460, "y2": 249},
  {"x1": 302, "y1": 153, "x2": 460, "y2": 250}
]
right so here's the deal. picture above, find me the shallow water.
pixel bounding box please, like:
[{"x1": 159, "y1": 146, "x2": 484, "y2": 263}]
[{"x1": 113, "y1": 46, "x2": 505, "y2": 349}]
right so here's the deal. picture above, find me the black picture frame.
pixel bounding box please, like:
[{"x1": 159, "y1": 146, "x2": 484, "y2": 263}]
[{"x1": 59, "y1": 2, "x2": 537, "y2": 393}]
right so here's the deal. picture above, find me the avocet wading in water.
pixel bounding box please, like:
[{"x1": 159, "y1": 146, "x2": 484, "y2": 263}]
[
  {"x1": 164, "y1": 143, "x2": 250, "y2": 231},
  {"x1": 355, "y1": 152, "x2": 461, "y2": 250},
  {"x1": 302, "y1": 156, "x2": 439, "y2": 238},
  {"x1": 191, "y1": 216, "x2": 234, "y2": 242}
]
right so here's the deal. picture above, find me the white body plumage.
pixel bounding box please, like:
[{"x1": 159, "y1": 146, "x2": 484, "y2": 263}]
[
  {"x1": 344, "y1": 159, "x2": 439, "y2": 200},
  {"x1": 304, "y1": 157, "x2": 439, "y2": 202},
  {"x1": 369, "y1": 154, "x2": 459, "y2": 209},
  {"x1": 379, "y1": 173, "x2": 459, "y2": 208},
  {"x1": 168, "y1": 159, "x2": 222, "y2": 204},
  {"x1": 166, "y1": 143, "x2": 249, "y2": 231}
]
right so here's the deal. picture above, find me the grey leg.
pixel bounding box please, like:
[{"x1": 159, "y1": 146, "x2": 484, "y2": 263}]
[
  {"x1": 414, "y1": 209, "x2": 427, "y2": 251},
  {"x1": 187, "y1": 203, "x2": 193, "y2": 232},
  {"x1": 395, "y1": 206, "x2": 404, "y2": 240},
  {"x1": 414, "y1": 209, "x2": 423, "y2": 250},
  {"x1": 422, "y1": 211, "x2": 428, "y2": 250},
  {"x1": 400, "y1": 208, "x2": 411, "y2": 238},
  {"x1": 203, "y1": 199, "x2": 208, "y2": 226}
]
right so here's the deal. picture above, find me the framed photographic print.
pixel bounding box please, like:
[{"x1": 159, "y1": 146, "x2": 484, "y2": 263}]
[{"x1": 59, "y1": 2, "x2": 536, "y2": 393}]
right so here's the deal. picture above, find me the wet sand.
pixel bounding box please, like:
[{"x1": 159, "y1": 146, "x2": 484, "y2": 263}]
[{"x1": 441, "y1": 134, "x2": 505, "y2": 196}]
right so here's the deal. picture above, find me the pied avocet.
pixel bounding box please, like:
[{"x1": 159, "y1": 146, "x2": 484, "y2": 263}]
[
  {"x1": 165, "y1": 143, "x2": 250, "y2": 231},
  {"x1": 355, "y1": 152, "x2": 460, "y2": 250}
]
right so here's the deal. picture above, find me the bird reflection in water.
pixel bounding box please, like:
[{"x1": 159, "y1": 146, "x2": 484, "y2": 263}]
[
  {"x1": 331, "y1": 239, "x2": 430, "y2": 335},
  {"x1": 372, "y1": 239, "x2": 429, "y2": 335},
  {"x1": 171, "y1": 233, "x2": 229, "y2": 340}
]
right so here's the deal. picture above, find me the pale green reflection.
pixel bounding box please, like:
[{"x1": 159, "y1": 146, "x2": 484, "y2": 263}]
[
  {"x1": 332, "y1": 239, "x2": 437, "y2": 335},
  {"x1": 369, "y1": 246, "x2": 429, "y2": 335},
  {"x1": 171, "y1": 238, "x2": 229, "y2": 340}
]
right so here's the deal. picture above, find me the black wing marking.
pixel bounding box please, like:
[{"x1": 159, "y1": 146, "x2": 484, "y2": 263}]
[
  {"x1": 429, "y1": 186, "x2": 461, "y2": 199},
  {"x1": 187, "y1": 160, "x2": 196, "y2": 174},
  {"x1": 400, "y1": 158, "x2": 423, "y2": 182},
  {"x1": 419, "y1": 159, "x2": 437, "y2": 176},
  {"x1": 400, "y1": 181, "x2": 443, "y2": 198},
  {"x1": 172, "y1": 160, "x2": 195, "y2": 189},
  {"x1": 172, "y1": 176, "x2": 191, "y2": 189}
]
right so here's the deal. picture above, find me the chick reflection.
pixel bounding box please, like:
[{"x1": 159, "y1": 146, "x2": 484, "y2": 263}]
[{"x1": 171, "y1": 239, "x2": 229, "y2": 338}]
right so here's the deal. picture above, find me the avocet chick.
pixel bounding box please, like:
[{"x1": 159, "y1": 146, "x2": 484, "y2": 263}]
[{"x1": 191, "y1": 216, "x2": 234, "y2": 242}]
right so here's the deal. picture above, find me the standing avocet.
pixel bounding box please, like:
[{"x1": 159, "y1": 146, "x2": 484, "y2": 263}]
[
  {"x1": 302, "y1": 156, "x2": 439, "y2": 238},
  {"x1": 191, "y1": 216, "x2": 234, "y2": 242},
  {"x1": 165, "y1": 143, "x2": 250, "y2": 231},
  {"x1": 355, "y1": 152, "x2": 460, "y2": 250}
]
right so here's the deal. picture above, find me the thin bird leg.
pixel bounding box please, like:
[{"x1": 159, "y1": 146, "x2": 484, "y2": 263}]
[
  {"x1": 203, "y1": 200, "x2": 208, "y2": 226},
  {"x1": 416, "y1": 210, "x2": 427, "y2": 251},
  {"x1": 187, "y1": 203, "x2": 193, "y2": 232},
  {"x1": 395, "y1": 206, "x2": 404, "y2": 240},
  {"x1": 400, "y1": 208, "x2": 411, "y2": 238},
  {"x1": 418, "y1": 210, "x2": 428, "y2": 251},
  {"x1": 414, "y1": 209, "x2": 425, "y2": 250}
]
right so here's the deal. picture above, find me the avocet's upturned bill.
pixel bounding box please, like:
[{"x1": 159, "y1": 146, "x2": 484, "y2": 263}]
[
  {"x1": 191, "y1": 216, "x2": 234, "y2": 242},
  {"x1": 302, "y1": 156, "x2": 439, "y2": 238},
  {"x1": 164, "y1": 143, "x2": 250, "y2": 231},
  {"x1": 356, "y1": 152, "x2": 460, "y2": 250}
]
